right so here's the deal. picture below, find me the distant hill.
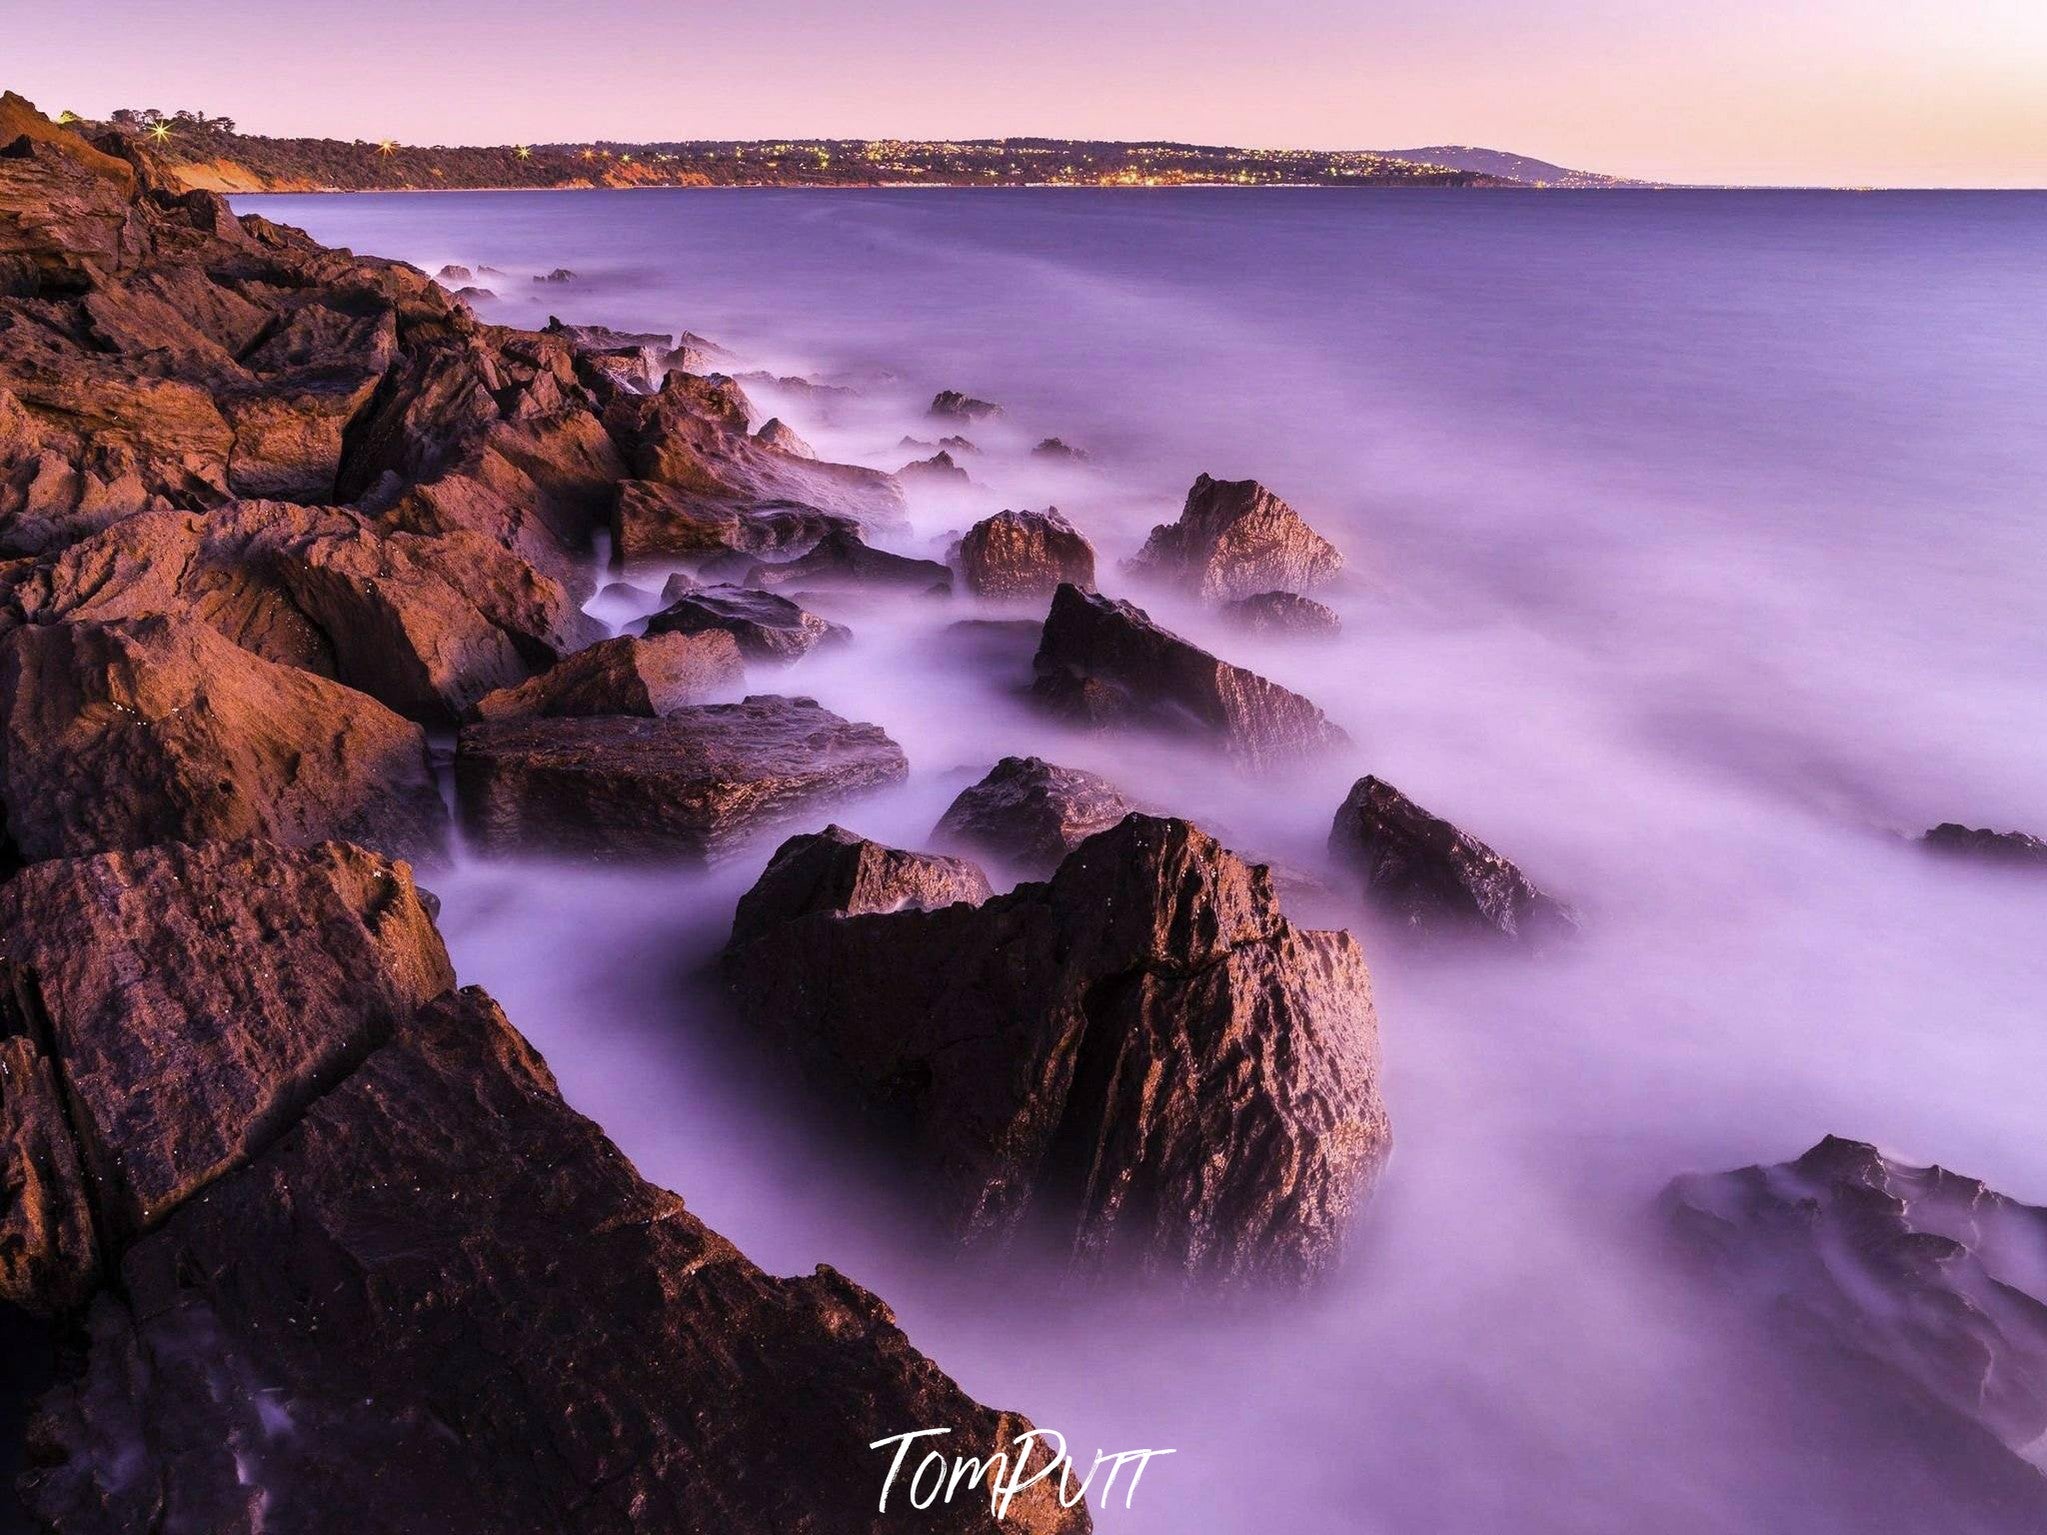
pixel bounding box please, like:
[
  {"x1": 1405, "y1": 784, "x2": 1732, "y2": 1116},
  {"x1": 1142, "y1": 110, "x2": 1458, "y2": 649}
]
[{"x1": 1375, "y1": 146, "x2": 1651, "y2": 188}]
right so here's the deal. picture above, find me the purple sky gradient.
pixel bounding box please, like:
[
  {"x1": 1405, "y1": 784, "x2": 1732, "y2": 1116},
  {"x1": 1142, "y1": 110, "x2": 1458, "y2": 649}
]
[{"x1": 13, "y1": 0, "x2": 2045, "y2": 186}]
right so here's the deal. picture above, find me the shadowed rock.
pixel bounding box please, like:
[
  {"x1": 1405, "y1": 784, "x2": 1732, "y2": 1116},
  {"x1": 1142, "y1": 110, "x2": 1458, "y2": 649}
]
[
  {"x1": 456, "y1": 697, "x2": 908, "y2": 863},
  {"x1": 929, "y1": 389, "x2": 1001, "y2": 421},
  {"x1": 1222, "y1": 589, "x2": 1342, "y2": 637},
  {"x1": 0, "y1": 615, "x2": 447, "y2": 865},
  {"x1": 746, "y1": 526, "x2": 952, "y2": 594},
  {"x1": 1032, "y1": 438, "x2": 1089, "y2": 462},
  {"x1": 644, "y1": 583, "x2": 849, "y2": 663},
  {"x1": 466, "y1": 631, "x2": 744, "y2": 721},
  {"x1": 611, "y1": 480, "x2": 856, "y2": 570},
  {"x1": 898, "y1": 450, "x2": 972, "y2": 487},
  {"x1": 1328, "y1": 775, "x2": 1575, "y2": 943},
  {"x1": 1922, "y1": 822, "x2": 2047, "y2": 870},
  {"x1": 0, "y1": 839, "x2": 453, "y2": 1249},
  {"x1": 1032, "y1": 583, "x2": 1348, "y2": 766},
  {"x1": 933, "y1": 755, "x2": 1132, "y2": 875},
  {"x1": 731, "y1": 823, "x2": 993, "y2": 943},
  {"x1": 724, "y1": 815, "x2": 1389, "y2": 1286},
  {"x1": 0, "y1": 994, "x2": 98, "y2": 1314},
  {"x1": 1127, "y1": 474, "x2": 1343, "y2": 602},
  {"x1": 956, "y1": 508, "x2": 1096, "y2": 600}
]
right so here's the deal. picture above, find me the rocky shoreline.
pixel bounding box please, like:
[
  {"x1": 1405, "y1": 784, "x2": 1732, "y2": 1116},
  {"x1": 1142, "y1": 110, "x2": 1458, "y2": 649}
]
[{"x1": 4, "y1": 88, "x2": 2045, "y2": 1530}]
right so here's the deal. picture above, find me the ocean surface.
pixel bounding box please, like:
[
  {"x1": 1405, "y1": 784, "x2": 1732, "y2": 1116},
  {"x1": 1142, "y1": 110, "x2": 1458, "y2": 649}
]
[{"x1": 239, "y1": 186, "x2": 2047, "y2": 1532}]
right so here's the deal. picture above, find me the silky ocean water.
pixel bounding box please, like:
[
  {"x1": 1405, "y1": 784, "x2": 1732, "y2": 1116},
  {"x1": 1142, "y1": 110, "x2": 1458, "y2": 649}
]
[{"x1": 240, "y1": 185, "x2": 2047, "y2": 1532}]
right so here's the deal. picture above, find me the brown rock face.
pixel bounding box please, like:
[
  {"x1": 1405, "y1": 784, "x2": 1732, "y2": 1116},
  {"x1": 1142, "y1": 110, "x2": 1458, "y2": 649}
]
[
  {"x1": 933, "y1": 755, "x2": 1132, "y2": 875},
  {"x1": 732, "y1": 823, "x2": 994, "y2": 942},
  {"x1": 0, "y1": 839, "x2": 453, "y2": 1243},
  {"x1": 1127, "y1": 473, "x2": 1343, "y2": 602},
  {"x1": 466, "y1": 630, "x2": 744, "y2": 721},
  {"x1": 644, "y1": 583, "x2": 850, "y2": 662},
  {"x1": 611, "y1": 479, "x2": 857, "y2": 571},
  {"x1": 747, "y1": 526, "x2": 953, "y2": 593},
  {"x1": 1664, "y1": 1136, "x2": 2047, "y2": 1509},
  {"x1": 1328, "y1": 775, "x2": 1576, "y2": 943},
  {"x1": 0, "y1": 615, "x2": 447, "y2": 864},
  {"x1": 956, "y1": 508, "x2": 1097, "y2": 600},
  {"x1": 724, "y1": 815, "x2": 1389, "y2": 1285},
  {"x1": 456, "y1": 696, "x2": 909, "y2": 863},
  {"x1": 1221, "y1": 589, "x2": 1342, "y2": 637},
  {"x1": 1032, "y1": 583, "x2": 1349, "y2": 766},
  {"x1": 22, "y1": 987, "x2": 1084, "y2": 1535},
  {"x1": 0, "y1": 981, "x2": 99, "y2": 1314},
  {"x1": 1922, "y1": 822, "x2": 2047, "y2": 870},
  {"x1": 753, "y1": 416, "x2": 815, "y2": 458}
]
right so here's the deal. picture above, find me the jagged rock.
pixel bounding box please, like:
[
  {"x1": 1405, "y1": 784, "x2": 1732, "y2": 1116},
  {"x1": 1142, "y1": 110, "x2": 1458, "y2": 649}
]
[
  {"x1": 929, "y1": 390, "x2": 1001, "y2": 422},
  {"x1": 541, "y1": 316, "x2": 670, "y2": 354},
  {"x1": 456, "y1": 696, "x2": 907, "y2": 863},
  {"x1": 723, "y1": 815, "x2": 1388, "y2": 1285},
  {"x1": 0, "y1": 615, "x2": 446, "y2": 864},
  {"x1": 534, "y1": 267, "x2": 576, "y2": 283},
  {"x1": 1032, "y1": 583, "x2": 1348, "y2": 766},
  {"x1": 0, "y1": 1005, "x2": 99, "y2": 1315},
  {"x1": 1222, "y1": 589, "x2": 1342, "y2": 637},
  {"x1": 1922, "y1": 823, "x2": 2047, "y2": 870},
  {"x1": 732, "y1": 824, "x2": 993, "y2": 941},
  {"x1": 956, "y1": 507, "x2": 1096, "y2": 600},
  {"x1": 1127, "y1": 473, "x2": 1343, "y2": 602},
  {"x1": 1664, "y1": 1135, "x2": 2047, "y2": 1509},
  {"x1": 746, "y1": 527, "x2": 951, "y2": 593},
  {"x1": 754, "y1": 417, "x2": 815, "y2": 458},
  {"x1": 0, "y1": 839, "x2": 453, "y2": 1244},
  {"x1": 643, "y1": 583, "x2": 849, "y2": 662},
  {"x1": 435, "y1": 264, "x2": 473, "y2": 283},
  {"x1": 21, "y1": 985, "x2": 1083, "y2": 1535},
  {"x1": 466, "y1": 631, "x2": 744, "y2": 721},
  {"x1": 1032, "y1": 437, "x2": 1089, "y2": 462},
  {"x1": 611, "y1": 479, "x2": 856, "y2": 570},
  {"x1": 898, "y1": 450, "x2": 971, "y2": 487},
  {"x1": 1327, "y1": 776, "x2": 1575, "y2": 943},
  {"x1": 933, "y1": 756, "x2": 1132, "y2": 874}
]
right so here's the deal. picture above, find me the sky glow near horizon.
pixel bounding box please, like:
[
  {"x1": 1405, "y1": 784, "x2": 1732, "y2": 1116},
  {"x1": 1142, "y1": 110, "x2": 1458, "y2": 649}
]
[{"x1": 11, "y1": 0, "x2": 2047, "y2": 187}]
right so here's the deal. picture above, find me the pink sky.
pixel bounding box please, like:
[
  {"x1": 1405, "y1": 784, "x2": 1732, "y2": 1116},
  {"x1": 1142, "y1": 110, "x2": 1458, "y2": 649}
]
[{"x1": 13, "y1": 0, "x2": 2046, "y2": 186}]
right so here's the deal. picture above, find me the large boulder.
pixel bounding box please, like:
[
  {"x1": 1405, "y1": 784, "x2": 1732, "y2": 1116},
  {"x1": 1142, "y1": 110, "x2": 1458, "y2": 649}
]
[
  {"x1": 956, "y1": 508, "x2": 1096, "y2": 600},
  {"x1": 1032, "y1": 583, "x2": 1348, "y2": 766},
  {"x1": 0, "y1": 839, "x2": 452, "y2": 1249},
  {"x1": 0, "y1": 615, "x2": 447, "y2": 865},
  {"x1": 1221, "y1": 589, "x2": 1341, "y2": 637},
  {"x1": 723, "y1": 815, "x2": 1389, "y2": 1285},
  {"x1": 644, "y1": 583, "x2": 850, "y2": 663},
  {"x1": 611, "y1": 479, "x2": 856, "y2": 571},
  {"x1": 22, "y1": 986, "x2": 1084, "y2": 1535},
  {"x1": 466, "y1": 631, "x2": 744, "y2": 721},
  {"x1": 456, "y1": 696, "x2": 908, "y2": 863},
  {"x1": 1328, "y1": 775, "x2": 1575, "y2": 943},
  {"x1": 732, "y1": 823, "x2": 993, "y2": 939},
  {"x1": 932, "y1": 755, "x2": 1132, "y2": 875},
  {"x1": 1127, "y1": 473, "x2": 1342, "y2": 602},
  {"x1": 1664, "y1": 1136, "x2": 2047, "y2": 1519},
  {"x1": 929, "y1": 390, "x2": 1001, "y2": 422},
  {"x1": 746, "y1": 527, "x2": 952, "y2": 594}
]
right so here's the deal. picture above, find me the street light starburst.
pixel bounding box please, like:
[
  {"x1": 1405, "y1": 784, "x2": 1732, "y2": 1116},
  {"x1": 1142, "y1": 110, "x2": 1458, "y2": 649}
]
[
  {"x1": 146, "y1": 121, "x2": 172, "y2": 144},
  {"x1": 515, "y1": 145, "x2": 531, "y2": 160},
  {"x1": 377, "y1": 139, "x2": 397, "y2": 156}
]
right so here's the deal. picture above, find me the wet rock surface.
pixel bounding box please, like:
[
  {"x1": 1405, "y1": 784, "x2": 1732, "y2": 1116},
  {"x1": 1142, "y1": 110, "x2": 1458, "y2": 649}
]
[
  {"x1": 956, "y1": 507, "x2": 1096, "y2": 600},
  {"x1": 724, "y1": 815, "x2": 1390, "y2": 1285},
  {"x1": 746, "y1": 526, "x2": 952, "y2": 593},
  {"x1": 1222, "y1": 589, "x2": 1342, "y2": 636},
  {"x1": 456, "y1": 696, "x2": 909, "y2": 862},
  {"x1": 1664, "y1": 1136, "x2": 2047, "y2": 1521},
  {"x1": 732, "y1": 823, "x2": 994, "y2": 943},
  {"x1": 466, "y1": 630, "x2": 744, "y2": 721},
  {"x1": 1127, "y1": 473, "x2": 1343, "y2": 602},
  {"x1": 0, "y1": 614, "x2": 447, "y2": 864},
  {"x1": 644, "y1": 582, "x2": 850, "y2": 662},
  {"x1": 1328, "y1": 775, "x2": 1576, "y2": 943},
  {"x1": 933, "y1": 755, "x2": 1133, "y2": 874},
  {"x1": 1033, "y1": 583, "x2": 1349, "y2": 766}
]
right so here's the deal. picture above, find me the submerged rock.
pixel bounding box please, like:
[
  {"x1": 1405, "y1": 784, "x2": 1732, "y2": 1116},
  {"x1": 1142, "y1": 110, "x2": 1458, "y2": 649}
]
[
  {"x1": 466, "y1": 631, "x2": 744, "y2": 721},
  {"x1": 933, "y1": 755, "x2": 1132, "y2": 874},
  {"x1": 0, "y1": 614, "x2": 447, "y2": 865},
  {"x1": 1032, "y1": 437, "x2": 1090, "y2": 462},
  {"x1": 746, "y1": 527, "x2": 952, "y2": 593},
  {"x1": 723, "y1": 815, "x2": 1389, "y2": 1285},
  {"x1": 1664, "y1": 1135, "x2": 2047, "y2": 1509},
  {"x1": 898, "y1": 449, "x2": 972, "y2": 487},
  {"x1": 1127, "y1": 473, "x2": 1343, "y2": 602},
  {"x1": 1032, "y1": 583, "x2": 1348, "y2": 766},
  {"x1": 456, "y1": 696, "x2": 908, "y2": 863},
  {"x1": 644, "y1": 583, "x2": 849, "y2": 662},
  {"x1": 1328, "y1": 775, "x2": 1575, "y2": 943},
  {"x1": 1222, "y1": 589, "x2": 1342, "y2": 637},
  {"x1": 929, "y1": 389, "x2": 1001, "y2": 421},
  {"x1": 1922, "y1": 822, "x2": 2047, "y2": 870},
  {"x1": 956, "y1": 507, "x2": 1096, "y2": 600}
]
